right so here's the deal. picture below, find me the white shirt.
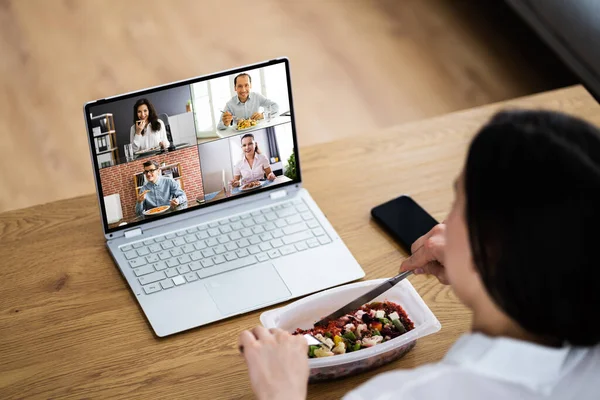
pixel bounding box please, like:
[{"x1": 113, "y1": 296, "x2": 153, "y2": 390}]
[
  {"x1": 234, "y1": 153, "x2": 270, "y2": 184},
  {"x1": 129, "y1": 120, "x2": 169, "y2": 152},
  {"x1": 344, "y1": 333, "x2": 599, "y2": 400},
  {"x1": 217, "y1": 92, "x2": 279, "y2": 130}
]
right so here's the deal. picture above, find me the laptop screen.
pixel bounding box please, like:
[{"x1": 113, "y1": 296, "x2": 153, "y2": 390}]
[{"x1": 84, "y1": 59, "x2": 300, "y2": 235}]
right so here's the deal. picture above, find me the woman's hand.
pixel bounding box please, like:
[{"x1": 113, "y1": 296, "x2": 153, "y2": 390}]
[
  {"x1": 239, "y1": 327, "x2": 309, "y2": 400},
  {"x1": 231, "y1": 179, "x2": 241, "y2": 188},
  {"x1": 251, "y1": 112, "x2": 263, "y2": 120},
  {"x1": 135, "y1": 120, "x2": 146, "y2": 135},
  {"x1": 267, "y1": 172, "x2": 276, "y2": 181},
  {"x1": 400, "y1": 223, "x2": 449, "y2": 284}
]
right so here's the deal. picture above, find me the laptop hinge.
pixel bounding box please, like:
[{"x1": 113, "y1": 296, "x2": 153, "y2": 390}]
[
  {"x1": 124, "y1": 228, "x2": 143, "y2": 238},
  {"x1": 269, "y1": 189, "x2": 287, "y2": 200}
]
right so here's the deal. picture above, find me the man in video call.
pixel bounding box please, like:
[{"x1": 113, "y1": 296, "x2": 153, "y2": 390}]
[
  {"x1": 135, "y1": 160, "x2": 187, "y2": 216},
  {"x1": 217, "y1": 73, "x2": 280, "y2": 130}
]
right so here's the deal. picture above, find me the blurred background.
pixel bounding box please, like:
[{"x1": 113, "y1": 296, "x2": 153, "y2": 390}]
[{"x1": 0, "y1": 0, "x2": 577, "y2": 214}]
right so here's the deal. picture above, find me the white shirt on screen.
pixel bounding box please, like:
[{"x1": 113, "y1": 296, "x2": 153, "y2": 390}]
[
  {"x1": 344, "y1": 332, "x2": 599, "y2": 400},
  {"x1": 129, "y1": 119, "x2": 169, "y2": 152},
  {"x1": 234, "y1": 153, "x2": 270, "y2": 184}
]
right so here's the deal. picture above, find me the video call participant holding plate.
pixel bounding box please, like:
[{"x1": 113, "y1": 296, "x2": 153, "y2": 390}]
[
  {"x1": 135, "y1": 160, "x2": 187, "y2": 216},
  {"x1": 217, "y1": 73, "x2": 279, "y2": 130},
  {"x1": 231, "y1": 133, "x2": 277, "y2": 188},
  {"x1": 130, "y1": 98, "x2": 170, "y2": 153}
]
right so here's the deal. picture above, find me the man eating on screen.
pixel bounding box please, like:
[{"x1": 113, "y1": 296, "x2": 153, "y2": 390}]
[
  {"x1": 217, "y1": 73, "x2": 279, "y2": 130},
  {"x1": 135, "y1": 160, "x2": 187, "y2": 216}
]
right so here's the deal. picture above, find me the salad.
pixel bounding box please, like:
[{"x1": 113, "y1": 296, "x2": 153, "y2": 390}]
[{"x1": 294, "y1": 301, "x2": 414, "y2": 358}]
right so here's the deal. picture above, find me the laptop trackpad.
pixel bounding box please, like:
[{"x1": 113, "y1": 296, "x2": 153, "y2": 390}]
[{"x1": 204, "y1": 263, "x2": 291, "y2": 316}]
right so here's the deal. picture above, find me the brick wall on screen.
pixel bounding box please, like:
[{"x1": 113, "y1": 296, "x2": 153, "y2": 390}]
[{"x1": 99, "y1": 146, "x2": 204, "y2": 221}]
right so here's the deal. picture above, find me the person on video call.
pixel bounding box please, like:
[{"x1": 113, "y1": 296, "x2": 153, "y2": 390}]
[
  {"x1": 129, "y1": 98, "x2": 170, "y2": 152},
  {"x1": 237, "y1": 110, "x2": 600, "y2": 400},
  {"x1": 217, "y1": 73, "x2": 279, "y2": 130},
  {"x1": 135, "y1": 160, "x2": 187, "y2": 216},
  {"x1": 231, "y1": 133, "x2": 276, "y2": 187}
]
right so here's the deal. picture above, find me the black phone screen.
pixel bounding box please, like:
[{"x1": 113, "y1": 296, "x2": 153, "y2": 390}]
[{"x1": 371, "y1": 195, "x2": 438, "y2": 254}]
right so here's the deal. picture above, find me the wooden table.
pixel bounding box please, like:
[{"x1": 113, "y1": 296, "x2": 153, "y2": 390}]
[{"x1": 1, "y1": 85, "x2": 597, "y2": 399}]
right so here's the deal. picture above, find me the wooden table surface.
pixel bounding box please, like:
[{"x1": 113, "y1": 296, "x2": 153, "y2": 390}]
[{"x1": 1, "y1": 85, "x2": 597, "y2": 399}]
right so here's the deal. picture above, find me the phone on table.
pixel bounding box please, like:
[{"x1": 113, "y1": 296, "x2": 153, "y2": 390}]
[{"x1": 371, "y1": 195, "x2": 438, "y2": 254}]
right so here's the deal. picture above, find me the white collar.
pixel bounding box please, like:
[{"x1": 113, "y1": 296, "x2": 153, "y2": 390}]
[{"x1": 442, "y1": 333, "x2": 589, "y2": 395}]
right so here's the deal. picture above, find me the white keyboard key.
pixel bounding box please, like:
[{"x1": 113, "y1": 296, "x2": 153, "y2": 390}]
[
  {"x1": 177, "y1": 264, "x2": 191, "y2": 274},
  {"x1": 242, "y1": 220, "x2": 254, "y2": 228},
  {"x1": 275, "y1": 220, "x2": 288, "y2": 228},
  {"x1": 217, "y1": 235, "x2": 230, "y2": 244},
  {"x1": 276, "y1": 208, "x2": 296, "y2": 218},
  {"x1": 194, "y1": 241, "x2": 207, "y2": 251},
  {"x1": 220, "y1": 225, "x2": 232, "y2": 234},
  {"x1": 121, "y1": 245, "x2": 132, "y2": 252},
  {"x1": 241, "y1": 228, "x2": 253, "y2": 238},
  {"x1": 295, "y1": 242, "x2": 309, "y2": 252},
  {"x1": 132, "y1": 242, "x2": 144, "y2": 249},
  {"x1": 286, "y1": 215, "x2": 302, "y2": 225},
  {"x1": 296, "y1": 204, "x2": 309, "y2": 213},
  {"x1": 283, "y1": 222, "x2": 308, "y2": 235},
  {"x1": 236, "y1": 238, "x2": 250, "y2": 248},
  {"x1": 170, "y1": 248, "x2": 183, "y2": 257},
  {"x1": 160, "y1": 279, "x2": 174, "y2": 289},
  {"x1": 185, "y1": 272, "x2": 199, "y2": 282},
  {"x1": 209, "y1": 222, "x2": 219, "y2": 228},
  {"x1": 231, "y1": 222, "x2": 243, "y2": 230},
  {"x1": 312, "y1": 228, "x2": 325, "y2": 236},
  {"x1": 248, "y1": 245, "x2": 261, "y2": 255},
  {"x1": 224, "y1": 252, "x2": 238, "y2": 261},
  {"x1": 264, "y1": 222, "x2": 276, "y2": 231},
  {"x1": 173, "y1": 237, "x2": 186, "y2": 246},
  {"x1": 307, "y1": 238, "x2": 320, "y2": 248},
  {"x1": 173, "y1": 275, "x2": 186, "y2": 286},
  {"x1": 206, "y1": 238, "x2": 219, "y2": 247},
  {"x1": 268, "y1": 249, "x2": 281, "y2": 259},
  {"x1": 272, "y1": 229, "x2": 284, "y2": 238},
  {"x1": 133, "y1": 265, "x2": 155, "y2": 277},
  {"x1": 301, "y1": 212, "x2": 313, "y2": 221},
  {"x1": 202, "y1": 249, "x2": 215, "y2": 257},
  {"x1": 212, "y1": 255, "x2": 226, "y2": 264},
  {"x1": 260, "y1": 232, "x2": 273, "y2": 241},
  {"x1": 318, "y1": 236, "x2": 332, "y2": 245},
  {"x1": 149, "y1": 244, "x2": 162, "y2": 253},
  {"x1": 201, "y1": 258, "x2": 214, "y2": 268},
  {"x1": 196, "y1": 231, "x2": 209, "y2": 240},
  {"x1": 254, "y1": 216, "x2": 266, "y2": 225},
  {"x1": 214, "y1": 245, "x2": 227, "y2": 255},
  {"x1": 137, "y1": 247, "x2": 150, "y2": 256},
  {"x1": 165, "y1": 268, "x2": 178, "y2": 278},
  {"x1": 229, "y1": 232, "x2": 242, "y2": 241},
  {"x1": 229, "y1": 216, "x2": 240, "y2": 222},
  {"x1": 249, "y1": 236, "x2": 261, "y2": 244},
  {"x1": 182, "y1": 244, "x2": 195, "y2": 254},
  {"x1": 124, "y1": 250, "x2": 138, "y2": 260},
  {"x1": 307, "y1": 220, "x2": 320, "y2": 229},
  {"x1": 178, "y1": 255, "x2": 191, "y2": 264},
  {"x1": 184, "y1": 235, "x2": 197, "y2": 244},
  {"x1": 270, "y1": 238, "x2": 284, "y2": 248},
  {"x1": 282, "y1": 230, "x2": 313, "y2": 245},
  {"x1": 259, "y1": 243, "x2": 272, "y2": 251},
  {"x1": 143, "y1": 283, "x2": 162, "y2": 294},
  {"x1": 189, "y1": 261, "x2": 202, "y2": 271},
  {"x1": 236, "y1": 248, "x2": 250, "y2": 258},
  {"x1": 187, "y1": 227, "x2": 198, "y2": 233},
  {"x1": 256, "y1": 253, "x2": 270, "y2": 262},
  {"x1": 158, "y1": 251, "x2": 171, "y2": 260},
  {"x1": 208, "y1": 228, "x2": 220, "y2": 237},
  {"x1": 225, "y1": 242, "x2": 238, "y2": 251},
  {"x1": 252, "y1": 226, "x2": 265, "y2": 234},
  {"x1": 129, "y1": 257, "x2": 147, "y2": 268},
  {"x1": 138, "y1": 271, "x2": 166, "y2": 285},
  {"x1": 153, "y1": 261, "x2": 168, "y2": 270},
  {"x1": 161, "y1": 241, "x2": 174, "y2": 250},
  {"x1": 176, "y1": 231, "x2": 186, "y2": 237},
  {"x1": 165, "y1": 233, "x2": 176, "y2": 239},
  {"x1": 219, "y1": 219, "x2": 229, "y2": 226},
  {"x1": 166, "y1": 259, "x2": 179, "y2": 268},
  {"x1": 251, "y1": 210, "x2": 261, "y2": 217},
  {"x1": 265, "y1": 212, "x2": 278, "y2": 221},
  {"x1": 280, "y1": 245, "x2": 296, "y2": 256}
]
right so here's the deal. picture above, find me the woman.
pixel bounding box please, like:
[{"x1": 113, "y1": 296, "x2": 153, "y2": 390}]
[
  {"x1": 238, "y1": 110, "x2": 600, "y2": 400},
  {"x1": 231, "y1": 133, "x2": 276, "y2": 188},
  {"x1": 129, "y1": 98, "x2": 169, "y2": 152}
]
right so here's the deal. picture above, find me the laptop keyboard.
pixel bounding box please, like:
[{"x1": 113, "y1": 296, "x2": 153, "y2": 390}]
[{"x1": 119, "y1": 198, "x2": 332, "y2": 295}]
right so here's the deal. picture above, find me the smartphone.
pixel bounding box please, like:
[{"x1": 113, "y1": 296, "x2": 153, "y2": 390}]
[{"x1": 371, "y1": 195, "x2": 438, "y2": 254}]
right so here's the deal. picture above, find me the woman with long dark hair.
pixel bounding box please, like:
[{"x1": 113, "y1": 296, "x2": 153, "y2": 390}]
[
  {"x1": 129, "y1": 98, "x2": 169, "y2": 152},
  {"x1": 237, "y1": 110, "x2": 600, "y2": 400},
  {"x1": 231, "y1": 133, "x2": 277, "y2": 187}
]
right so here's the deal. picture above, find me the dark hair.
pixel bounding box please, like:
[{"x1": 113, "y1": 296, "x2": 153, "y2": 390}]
[
  {"x1": 234, "y1": 73, "x2": 251, "y2": 87},
  {"x1": 142, "y1": 160, "x2": 159, "y2": 169},
  {"x1": 465, "y1": 109, "x2": 600, "y2": 346},
  {"x1": 133, "y1": 98, "x2": 161, "y2": 132},
  {"x1": 241, "y1": 133, "x2": 261, "y2": 154}
]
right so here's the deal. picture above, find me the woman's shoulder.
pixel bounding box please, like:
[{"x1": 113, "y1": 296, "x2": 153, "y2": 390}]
[{"x1": 256, "y1": 153, "x2": 269, "y2": 163}]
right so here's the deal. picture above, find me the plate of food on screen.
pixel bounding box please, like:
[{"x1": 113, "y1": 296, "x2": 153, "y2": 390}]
[
  {"x1": 143, "y1": 205, "x2": 170, "y2": 216},
  {"x1": 134, "y1": 146, "x2": 161, "y2": 155},
  {"x1": 236, "y1": 118, "x2": 258, "y2": 131},
  {"x1": 240, "y1": 180, "x2": 264, "y2": 191}
]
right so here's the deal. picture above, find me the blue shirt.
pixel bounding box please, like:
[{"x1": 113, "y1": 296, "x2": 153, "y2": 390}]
[
  {"x1": 217, "y1": 92, "x2": 279, "y2": 130},
  {"x1": 135, "y1": 176, "x2": 187, "y2": 216}
]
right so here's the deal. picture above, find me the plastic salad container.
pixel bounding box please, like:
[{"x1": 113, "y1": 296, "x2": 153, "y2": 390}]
[{"x1": 260, "y1": 278, "x2": 441, "y2": 381}]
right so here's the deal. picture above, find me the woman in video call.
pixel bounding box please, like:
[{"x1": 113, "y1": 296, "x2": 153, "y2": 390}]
[
  {"x1": 237, "y1": 110, "x2": 600, "y2": 400},
  {"x1": 129, "y1": 98, "x2": 170, "y2": 153},
  {"x1": 231, "y1": 133, "x2": 277, "y2": 188}
]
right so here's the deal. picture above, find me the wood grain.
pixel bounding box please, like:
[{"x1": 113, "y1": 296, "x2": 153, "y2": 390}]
[
  {"x1": 0, "y1": 85, "x2": 597, "y2": 399},
  {"x1": 0, "y1": 0, "x2": 575, "y2": 214}
]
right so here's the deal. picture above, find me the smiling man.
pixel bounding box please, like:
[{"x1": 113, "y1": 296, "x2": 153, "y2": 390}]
[
  {"x1": 135, "y1": 160, "x2": 187, "y2": 216},
  {"x1": 217, "y1": 73, "x2": 279, "y2": 130}
]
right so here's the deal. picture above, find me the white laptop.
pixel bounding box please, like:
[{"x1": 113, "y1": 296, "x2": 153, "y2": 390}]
[{"x1": 83, "y1": 58, "x2": 365, "y2": 337}]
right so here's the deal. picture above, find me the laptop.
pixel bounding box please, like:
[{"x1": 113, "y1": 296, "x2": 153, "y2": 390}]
[{"x1": 83, "y1": 58, "x2": 365, "y2": 337}]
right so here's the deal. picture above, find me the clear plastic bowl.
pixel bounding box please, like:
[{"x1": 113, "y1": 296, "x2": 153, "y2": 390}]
[{"x1": 260, "y1": 278, "x2": 441, "y2": 381}]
